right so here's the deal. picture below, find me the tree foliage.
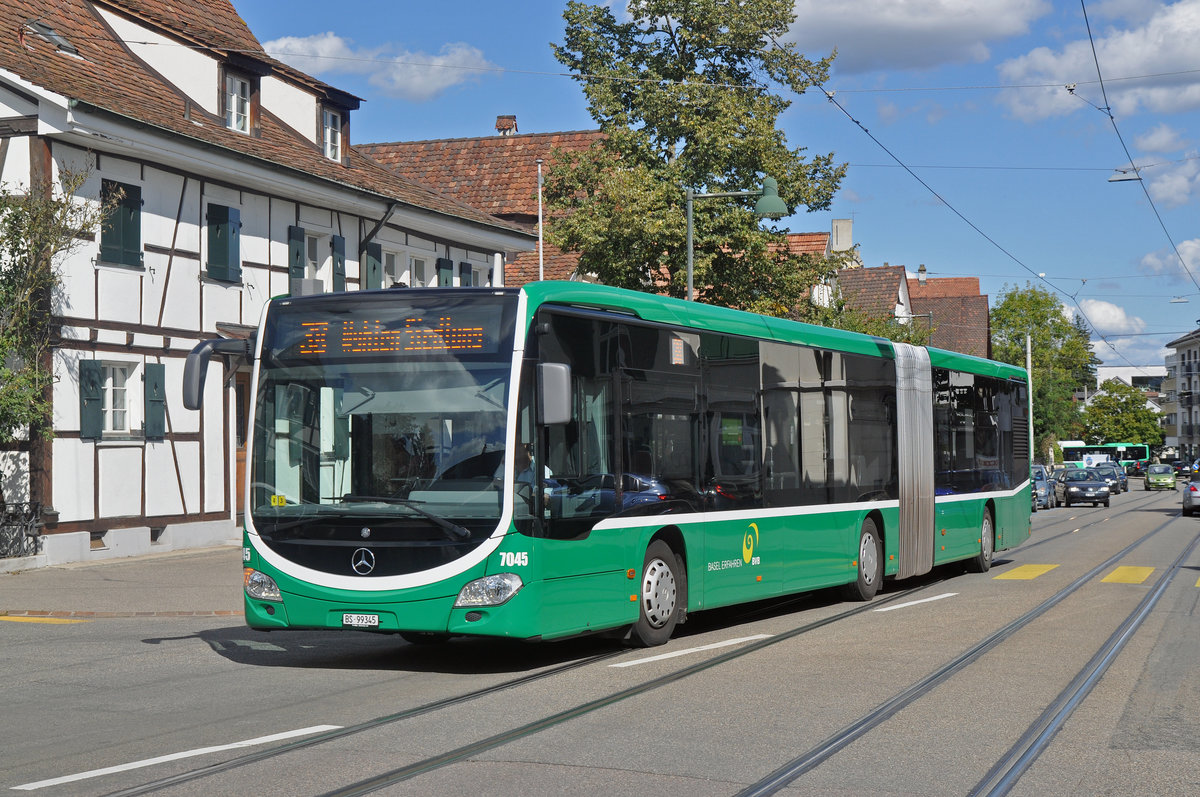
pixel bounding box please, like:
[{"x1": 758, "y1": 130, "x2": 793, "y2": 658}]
[
  {"x1": 990, "y1": 283, "x2": 1099, "y2": 459},
  {"x1": 0, "y1": 167, "x2": 114, "y2": 442},
  {"x1": 545, "y1": 0, "x2": 847, "y2": 314},
  {"x1": 1081, "y1": 379, "x2": 1164, "y2": 448}
]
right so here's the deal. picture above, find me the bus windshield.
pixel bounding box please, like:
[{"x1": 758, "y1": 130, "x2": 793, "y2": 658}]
[{"x1": 248, "y1": 292, "x2": 518, "y2": 562}]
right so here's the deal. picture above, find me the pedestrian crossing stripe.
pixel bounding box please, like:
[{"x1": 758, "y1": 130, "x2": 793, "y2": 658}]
[
  {"x1": 1102, "y1": 566, "x2": 1155, "y2": 584},
  {"x1": 0, "y1": 616, "x2": 89, "y2": 624},
  {"x1": 994, "y1": 564, "x2": 1060, "y2": 580}
]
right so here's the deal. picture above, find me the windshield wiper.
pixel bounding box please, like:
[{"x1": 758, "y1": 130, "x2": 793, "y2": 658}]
[{"x1": 338, "y1": 494, "x2": 472, "y2": 541}]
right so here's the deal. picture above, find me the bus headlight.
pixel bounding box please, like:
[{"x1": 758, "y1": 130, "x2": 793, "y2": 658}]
[
  {"x1": 244, "y1": 568, "x2": 282, "y2": 602},
  {"x1": 455, "y1": 573, "x2": 523, "y2": 607}
]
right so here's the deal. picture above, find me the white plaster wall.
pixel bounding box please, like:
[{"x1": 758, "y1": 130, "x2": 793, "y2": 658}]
[
  {"x1": 53, "y1": 349, "x2": 84, "y2": 432},
  {"x1": 174, "y1": 440, "x2": 202, "y2": 515},
  {"x1": 98, "y1": 8, "x2": 219, "y2": 116},
  {"x1": 0, "y1": 133, "x2": 31, "y2": 186},
  {"x1": 97, "y1": 267, "x2": 143, "y2": 324},
  {"x1": 144, "y1": 442, "x2": 185, "y2": 516},
  {"x1": 0, "y1": 451, "x2": 29, "y2": 503},
  {"x1": 158, "y1": 255, "x2": 201, "y2": 330},
  {"x1": 261, "y1": 75, "x2": 317, "y2": 144},
  {"x1": 202, "y1": 281, "x2": 242, "y2": 332},
  {"x1": 162, "y1": 357, "x2": 198, "y2": 436},
  {"x1": 98, "y1": 445, "x2": 142, "y2": 517},
  {"x1": 52, "y1": 437, "x2": 94, "y2": 521}
]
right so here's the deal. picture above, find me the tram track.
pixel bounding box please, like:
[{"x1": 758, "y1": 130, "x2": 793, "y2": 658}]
[
  {"x1": 733, "y1": 513, "x2": 1193, "y2": 797},
  {"x1": 102, "y1": 490, "x2": 1185, "y2": 797},
  {"x1": 101, "y1": 580, "x2": 939, "y2": 796}
]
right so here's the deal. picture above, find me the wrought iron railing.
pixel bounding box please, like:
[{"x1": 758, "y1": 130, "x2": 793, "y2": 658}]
[{"x1": 0, "y1": 502, "x2": 43, "y2": 559}]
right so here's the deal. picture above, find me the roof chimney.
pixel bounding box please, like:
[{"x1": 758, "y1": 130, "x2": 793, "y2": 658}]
[{"x1": 495, "y1": 115, "x2": 517, "y2": 136}]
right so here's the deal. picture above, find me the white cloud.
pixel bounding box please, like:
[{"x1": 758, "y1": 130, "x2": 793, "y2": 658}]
[
  {"x1": 1141, "y1": 238, "x2": 1200, "y2": 278},
  {"x1": 787, "y1": 0, "x2": 1050, "y2": 74},
  {"x1": 1135, "y1": 123, "x2": 1188, "y2": 153},
  {"x1": 261, "y1": 34, "x2": 496, "y2": 102},
  {"x1": 1144, "y1": 154, "x2": 1200, "y2": 207},
  {"x1": 998, "y1": 0, "x2": 1200, "y2": 121},
  {"x1": 1078, "y1": 298, "x2": 1147, "y2": 334}
]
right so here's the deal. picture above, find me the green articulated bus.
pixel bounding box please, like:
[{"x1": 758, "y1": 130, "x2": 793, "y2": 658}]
[
  {"x1": 1059, "y1": 442, "x2": 1149, "y2": 470},
  {"x1": 183, "y1": 281, "x2": 1031, "y2": 646}
]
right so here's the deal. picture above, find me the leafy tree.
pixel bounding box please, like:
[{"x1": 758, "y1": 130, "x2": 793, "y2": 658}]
[
  {"x1": 545, "y1": 0, "x2": 846, "y2": 314},
  {"x1": 0, "y1": 167, "x2": 115, "y2": 443},
  {"x1": 1081, "y1": 379, "x2": 1164, "y2": 448},
  {"x1": 990, "y1": 283, "x2": 1099, "y2": 460}
]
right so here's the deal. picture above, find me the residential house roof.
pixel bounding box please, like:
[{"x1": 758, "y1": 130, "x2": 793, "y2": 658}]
[
  {"x1": 836, "y1": 265, "x2": 910, "y2": 317},
  {"x1": 775, "y1": 232, "x2": 830, "y2": 257},
  {"x1": 910, "y1": 294, "x2": 992, "y2": 358},
  {"x1": 908, "y1": 276, "x2": 980, "y2": 300},
  {"x1": 361, "y1": 128, "x2": 604, "y2": 284},
  {"x1": 0, "y1": 0, "x2": 529, "y2": 239}
]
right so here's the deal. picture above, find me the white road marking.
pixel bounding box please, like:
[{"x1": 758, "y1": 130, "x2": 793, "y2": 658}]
[
  {"x1": 10, "y1": 725, "x2": 342, "y2": 791},
  {"x1": 874, "y1": 592, "x2": 957, "y2": 612},
  {"x1": 609, "y1": 634, "x2": 772, "y2": 668}
]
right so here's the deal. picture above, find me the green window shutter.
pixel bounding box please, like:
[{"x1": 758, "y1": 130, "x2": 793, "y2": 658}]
[
  {"x1": 287, "y1": 225, "x2": 305, "y2": 281},
  {"x1": 364, "y1": 242, "x2": 382, "y2": 290},
  {"x1": 459, "y1": 261, "x2": 473, "y2": 286},
  {"x1": 436, "y1": 257, "x2": 453, "y2": 286},
  {"x1": 99, "y1": 180, "x2": 123, "y2": 265},
  {"x1": 117, "y1": 184, "x2": 142, "y2": 268},
  {"x1": 207, "y1": 205, "x2": 241, "y2": 282},
  {"x1": 331, "y1": 235, "x2": 346, "y2": 292},
  {"x1": 143, "y1": 363, "x2": 166, "y2": 440},
  {"x1": 79, "y1": 360, "x2": 103, "y2": 440}
]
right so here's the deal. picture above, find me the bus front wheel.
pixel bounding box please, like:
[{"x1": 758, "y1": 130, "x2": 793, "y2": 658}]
[
  {"x1": 841, "y1": 518, "x2": 882, "y2": 601},
  {"x1": 629, "y1": 540, "x2": 685, "y2": 647},
  {"x1": 968, "y1": 510, "x2": 994, "y2": 573}
]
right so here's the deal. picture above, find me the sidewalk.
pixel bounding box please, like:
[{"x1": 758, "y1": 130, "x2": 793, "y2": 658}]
[{"x1": 0, "y1": 545, "x2": 244, "y2": 617}]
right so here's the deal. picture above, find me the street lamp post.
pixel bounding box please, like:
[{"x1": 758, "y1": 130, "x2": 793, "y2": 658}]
[{"x1": 684, "y1": 177, "x2": 787, "y2": 301}]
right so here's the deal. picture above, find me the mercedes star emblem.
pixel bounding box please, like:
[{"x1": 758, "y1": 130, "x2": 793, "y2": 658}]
[{"x1": 351, "y1": 547, "x2": 376, "y2": 575}]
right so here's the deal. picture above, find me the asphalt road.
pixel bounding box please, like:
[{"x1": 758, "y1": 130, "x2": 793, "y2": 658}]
[{"x1": 3, "y1": 481, "x2": 1198, "y2": 796}]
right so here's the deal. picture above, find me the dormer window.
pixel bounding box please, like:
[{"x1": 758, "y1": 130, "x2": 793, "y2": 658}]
[
  {"x1": 225, "y1": 73, "x2": 251, "y2": 133},
  {"x1": 322, "y1": 108, "x2": 342, "y2": 161}
]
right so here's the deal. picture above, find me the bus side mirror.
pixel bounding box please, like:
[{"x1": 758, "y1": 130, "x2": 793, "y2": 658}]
[
  {"x1": 183, "y1": 337, "x2": 251, "y2": 410},
  {"x1": 538, "y1": 362, "x2": 571, "y2": 425}
]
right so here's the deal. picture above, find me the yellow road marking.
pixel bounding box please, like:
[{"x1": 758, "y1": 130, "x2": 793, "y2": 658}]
[
  {"x1": 0, "y1": 615, "x2": 89, "y2": 624},
  {"x1": 1102, "y1": 566, "x2": 1155, "y2": 584},
  {"x1": 994, "y1": 564, "x2": 1060, "y2": 580}
]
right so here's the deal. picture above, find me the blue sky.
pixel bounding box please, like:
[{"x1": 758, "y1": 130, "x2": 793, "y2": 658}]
[{"x1": 233, "y1": 0, "x2": 1200, "y2": 373}]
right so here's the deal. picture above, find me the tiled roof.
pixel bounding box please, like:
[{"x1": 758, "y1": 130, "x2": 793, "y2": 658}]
[
  {"x1": 837, "y1": 265, "x2": 908, "y2": 316},
  {"x1": 359, "y1": 130, "x2": 605, "y2": 220},
  {"x1": 0, "y1": 0, "x2": 529, "y2": 238},
  {"x1": 908, "y1": 277, "x2": 981, "y2": 300},
  {"x1": 505, "y1": 245, "x2": 583, "y2": 285},
  {"x1": 771, "y1": 232, "x2": 830, "y2": 257},
  {"x1": 911, "y1": 294, "x2": 991, "y2": 358}
]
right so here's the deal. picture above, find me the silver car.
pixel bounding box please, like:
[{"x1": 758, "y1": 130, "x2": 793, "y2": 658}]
[{"x1": 1183, "y1": 478, "x2": 1200, "y2": 516}]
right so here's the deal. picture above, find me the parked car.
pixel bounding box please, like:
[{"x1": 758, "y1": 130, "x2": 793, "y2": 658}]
[
  {"x1": 1145, "y1": 463, "x2": 1176, "y2": 491},
  {"x1": 1092, "y1": 462, "x2": 1127, "y2": 493},
  {"x1": 1126, "y1": 460, "x2": 1146, "y2": 477},
  {"x1": 1054, "y1": 468, "x2": 1111, "y2": 508},
  {"x1": 1184, "y1": 479, "x2": 1200, "y2": 516},
  {"x1": 1031, "y1": 464, "x2": 1055, "y2": 509}
]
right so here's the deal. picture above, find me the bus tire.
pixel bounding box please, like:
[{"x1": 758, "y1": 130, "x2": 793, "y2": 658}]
[
  {"x1": 968, "y1": 509, "x2": 994, "y2": 573},
  {"x1": 629, "y1": 540, "x2": 684, "y2": 647},
  {"x1": 841, "y1": 518, "x2": 882, "y2": 601}
]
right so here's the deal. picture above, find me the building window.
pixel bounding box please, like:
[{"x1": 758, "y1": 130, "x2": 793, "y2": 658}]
[
  {"x1": 306, "y1": 234, "x2": 322, "y2": 279},
  {"x1": 383, "y1": 251, "x2": 402, "y2": 287},
  {"x1": 410, "y1": 256, "x2": 428, "y2": 287},
  {"x1": 322, "y1": 108, "x2": 341, "y2": 160},
  {"x1": 225, "y1": 74, "x2": 251, "y2": 133},
  {"x1": 99, "y1": 180, "x2": 142, "y2": 268},
  {"x1": 101, "y1": 363, "x2": 131, "y2": 433}
]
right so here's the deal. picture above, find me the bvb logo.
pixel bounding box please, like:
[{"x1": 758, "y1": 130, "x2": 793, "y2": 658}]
[{"x1": 742, "y1": 522, "x2": 759, "y2": 564}]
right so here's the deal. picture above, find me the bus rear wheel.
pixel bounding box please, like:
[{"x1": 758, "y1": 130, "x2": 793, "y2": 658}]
[
  {"x1": 629, "y1": 540, "x2": 685, "y2": 647},
  {"x1": 968, "y1": 509, "x2": 994, "y2": 573},
  {"x1": 841, "y1": 518, "x2": 882, "y2": 601}
]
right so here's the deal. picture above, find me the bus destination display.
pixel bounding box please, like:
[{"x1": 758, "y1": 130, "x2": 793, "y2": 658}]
[{"x1": 298, "y1": 317, "x2": 486, "y2": 355}]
